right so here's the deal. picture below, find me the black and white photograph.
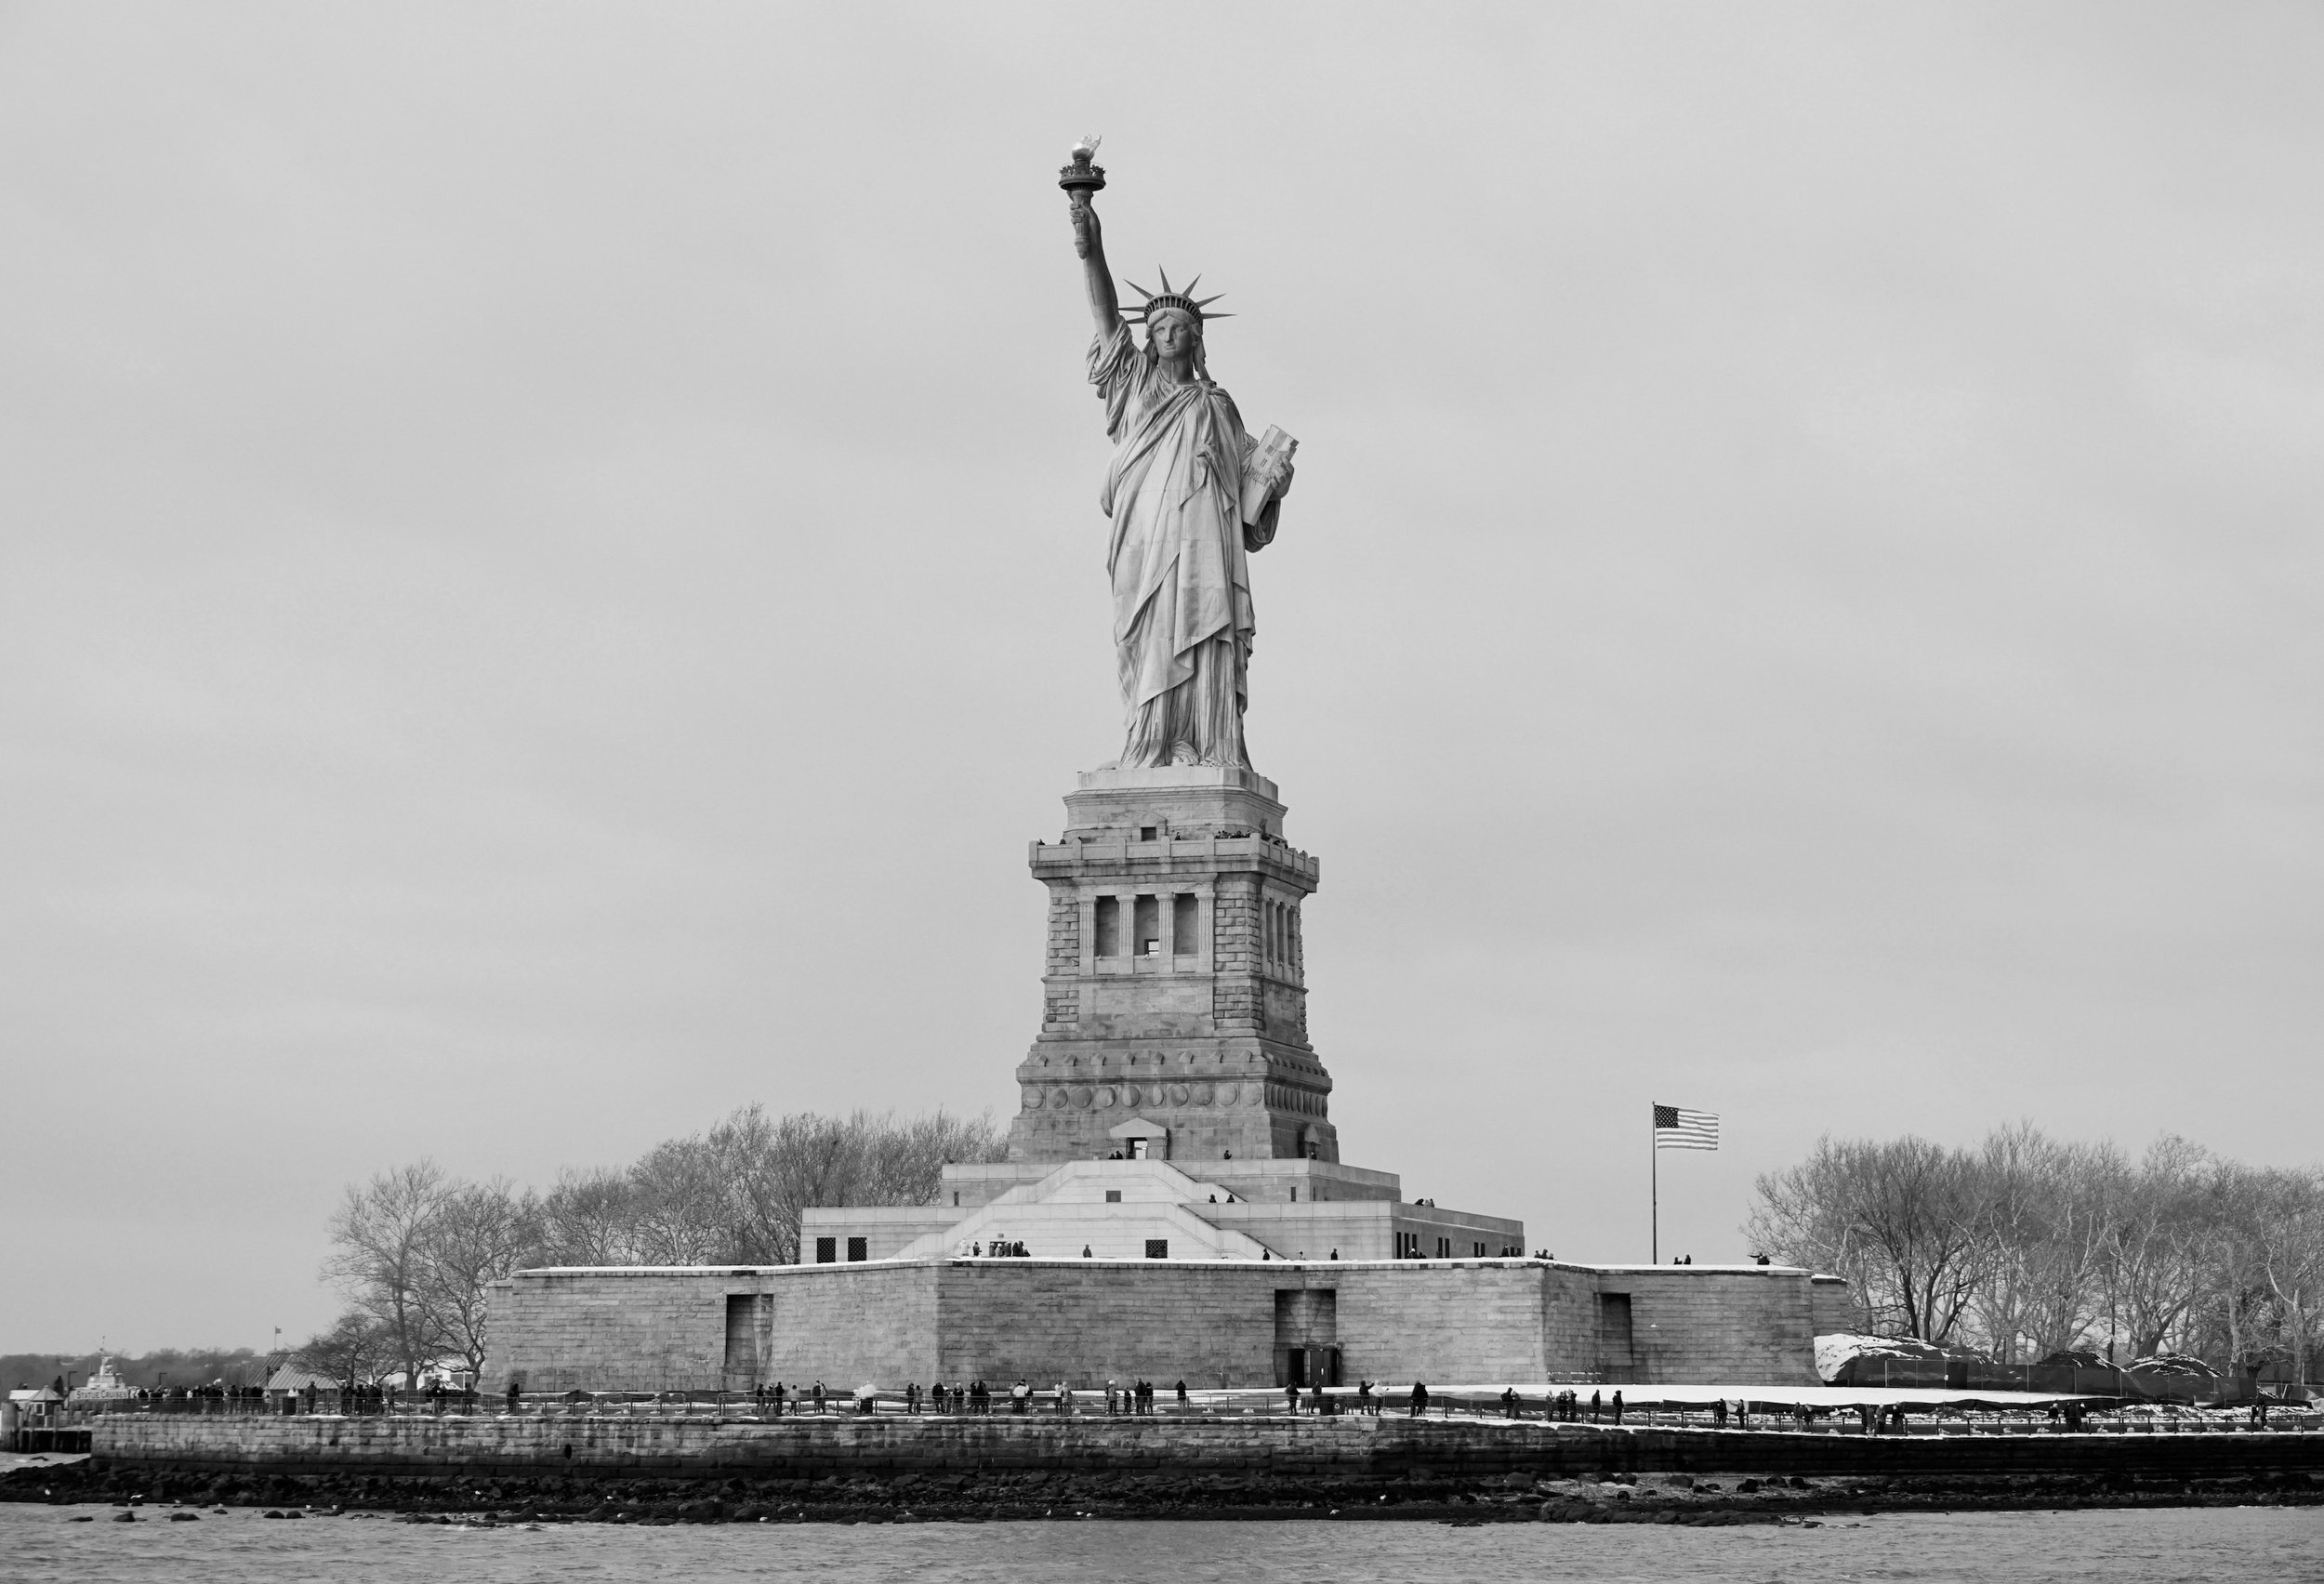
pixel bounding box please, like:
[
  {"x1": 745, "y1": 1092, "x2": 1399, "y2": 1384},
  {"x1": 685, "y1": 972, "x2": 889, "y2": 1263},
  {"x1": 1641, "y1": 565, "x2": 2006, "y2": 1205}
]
[{"x1": 3, "y1": 4, "x2": 2319, "y2": 1578}]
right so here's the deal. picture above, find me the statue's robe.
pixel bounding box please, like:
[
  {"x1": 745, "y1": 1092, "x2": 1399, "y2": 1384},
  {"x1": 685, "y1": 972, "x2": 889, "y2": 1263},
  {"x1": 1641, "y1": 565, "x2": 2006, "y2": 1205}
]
[{"x1": 1089, "y1": 322, "x2": 1276, "y2": 769}]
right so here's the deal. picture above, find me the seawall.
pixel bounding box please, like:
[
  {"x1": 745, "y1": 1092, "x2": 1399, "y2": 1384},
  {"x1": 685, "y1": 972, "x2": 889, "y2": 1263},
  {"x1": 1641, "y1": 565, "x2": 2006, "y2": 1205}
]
[{"x1": 90, "y1": 1413, "x2": 2324, "y2": 1482}]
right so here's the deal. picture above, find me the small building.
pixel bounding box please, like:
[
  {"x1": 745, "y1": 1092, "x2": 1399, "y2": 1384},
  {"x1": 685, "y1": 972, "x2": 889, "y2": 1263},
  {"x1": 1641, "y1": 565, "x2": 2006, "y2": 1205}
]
[
  {"x1": 6, "y1": 1385, "x2": 64, "y2": 1445},
  {"x1": 263, "y1": 1366, "x2": 344, "y2": 1409}
]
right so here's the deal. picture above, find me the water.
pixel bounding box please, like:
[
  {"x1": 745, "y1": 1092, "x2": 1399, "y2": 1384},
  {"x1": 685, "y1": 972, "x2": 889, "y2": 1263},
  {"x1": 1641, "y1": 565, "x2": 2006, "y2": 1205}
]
[{"x1": 1, "y1": 1503, "x2": 2317, "y2": 1583}]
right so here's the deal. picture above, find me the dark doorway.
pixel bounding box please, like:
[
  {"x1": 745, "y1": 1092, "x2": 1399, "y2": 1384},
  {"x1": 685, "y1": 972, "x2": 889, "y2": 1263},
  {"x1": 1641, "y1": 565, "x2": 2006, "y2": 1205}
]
[
  {"x1": 1273, "y1": 1288, "x2": 1339, "y2": 1387},
  {"x1": 1597, "y1": 1292, "x2": 1635, "y2": 1382},
  {"x1": 722, "y1": 1294, "x2": 756, "y2": 1382}
]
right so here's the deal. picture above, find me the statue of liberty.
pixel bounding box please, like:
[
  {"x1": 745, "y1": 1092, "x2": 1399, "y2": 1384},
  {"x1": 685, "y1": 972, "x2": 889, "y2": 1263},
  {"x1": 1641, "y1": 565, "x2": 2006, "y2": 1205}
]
[{"x1": 1063, "y1": 140, "x2": 1296, "y2": 772}]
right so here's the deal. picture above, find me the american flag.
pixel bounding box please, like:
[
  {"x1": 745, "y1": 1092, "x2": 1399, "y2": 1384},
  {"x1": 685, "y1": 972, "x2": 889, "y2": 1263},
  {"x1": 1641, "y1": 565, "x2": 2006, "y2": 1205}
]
[{"x1": 1653, "y1": 1104, "x2": 1718, "y2": 1150}]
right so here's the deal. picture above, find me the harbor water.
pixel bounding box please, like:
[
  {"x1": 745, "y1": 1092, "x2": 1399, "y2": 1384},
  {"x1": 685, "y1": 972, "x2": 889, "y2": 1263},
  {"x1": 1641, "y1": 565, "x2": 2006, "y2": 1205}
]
[{"x1": 1, "y1": 1500, "x2": 2317, "y2": 1583}]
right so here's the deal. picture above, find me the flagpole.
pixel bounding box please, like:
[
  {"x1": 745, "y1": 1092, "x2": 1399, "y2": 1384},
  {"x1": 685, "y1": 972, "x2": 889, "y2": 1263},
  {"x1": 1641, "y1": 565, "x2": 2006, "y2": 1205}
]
[{"x1": 1650, "y1": 1105, "x2": 1658, "y2": 1265}]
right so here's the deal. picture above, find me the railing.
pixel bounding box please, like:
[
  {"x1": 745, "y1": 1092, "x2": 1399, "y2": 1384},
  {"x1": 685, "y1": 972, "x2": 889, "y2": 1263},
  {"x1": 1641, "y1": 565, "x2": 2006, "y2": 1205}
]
[{"x1": 55, "y1": 1388, "x2": 2323, "y2": 1435}]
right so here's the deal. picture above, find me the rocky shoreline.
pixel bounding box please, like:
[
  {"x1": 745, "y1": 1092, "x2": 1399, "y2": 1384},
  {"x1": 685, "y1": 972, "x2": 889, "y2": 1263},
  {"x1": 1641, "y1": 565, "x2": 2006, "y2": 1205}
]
[{"x1": 4, "y1": 1458, "x2": 2317, "y2": 1525}]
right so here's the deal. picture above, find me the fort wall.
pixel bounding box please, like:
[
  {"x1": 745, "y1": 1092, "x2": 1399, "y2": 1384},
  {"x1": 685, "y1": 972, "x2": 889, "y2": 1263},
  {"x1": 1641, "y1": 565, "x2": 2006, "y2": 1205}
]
[
  {"x1": 87, "y1": 1412, "x2": 2324, "y2": 1482},
  {"x1": 489, "y1": 1258, "x2": 1829, "y2": 1393}
]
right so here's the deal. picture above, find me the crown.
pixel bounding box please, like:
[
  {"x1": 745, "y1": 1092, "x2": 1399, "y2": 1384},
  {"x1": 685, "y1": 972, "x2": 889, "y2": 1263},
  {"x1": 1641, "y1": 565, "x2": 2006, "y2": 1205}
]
[{"x1": 1122, "y1": 267, "x2": 1232, "y2": 323}]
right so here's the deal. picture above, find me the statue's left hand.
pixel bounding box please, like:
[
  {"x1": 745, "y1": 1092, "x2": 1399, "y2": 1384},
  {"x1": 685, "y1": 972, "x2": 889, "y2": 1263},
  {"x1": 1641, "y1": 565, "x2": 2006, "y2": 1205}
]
[{"x1": 1271, "y1": 462, "x2": 1294, "y2": 501}]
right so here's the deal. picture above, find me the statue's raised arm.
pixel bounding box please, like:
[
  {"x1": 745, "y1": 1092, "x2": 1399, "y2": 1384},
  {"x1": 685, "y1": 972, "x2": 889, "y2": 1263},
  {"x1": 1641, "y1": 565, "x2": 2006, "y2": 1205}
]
[{"x1": 1063, "y1": 144, "x2": 1120, "y2": 337}]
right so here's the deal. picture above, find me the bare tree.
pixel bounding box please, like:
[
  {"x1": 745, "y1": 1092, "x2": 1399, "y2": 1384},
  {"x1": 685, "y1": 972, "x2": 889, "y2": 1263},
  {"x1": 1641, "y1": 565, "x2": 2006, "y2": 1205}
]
[
  {"x1": 2104, "y1": 1134, "x2": 2213, "y2": 1358},
  {"x1": 1967, "y1": 1126, "x2": 2115, "y2": 1362},
  {"x1": 1753, "y1": 1124, "x2": 2324, "y2": 1380},
  {"x1": 416, "y1": 1178, "x2": 543, "y2": 1383},
  {"x1": 292, "y1": 1309, "x2": 394, "y2": 1389},
  {"x1": 537, "y1": 1167, "x2": 646, "y2": 1266},
  {"x1": 2257, "y1": 1179, "x2": 2324, "y2": 1392},
  {"x1": 323, "y1": 1159, "x2": 455, "y2": 1387},
  {"x1": 523, "y1": 1104, "x2": 1010, "y2": 1272},
  {"x1": 1749, "y1": 1133, "x2": 1997, "y2": 1342}
]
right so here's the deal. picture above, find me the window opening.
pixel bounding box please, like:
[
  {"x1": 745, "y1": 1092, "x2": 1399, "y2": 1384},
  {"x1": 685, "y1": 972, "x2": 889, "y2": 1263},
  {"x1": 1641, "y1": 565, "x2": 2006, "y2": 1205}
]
[
  {"x1": 1172, "y1": 893, "x2": 1198, "y2": 955},
  {"x1": 1134, "y1": 894, "x2": 1160, "y2": 955},
  {"x1": 1094, "y1": 896, "x2": 1120, "y2": 957},
  {"x1": 814, "y1": 1237, "x2": 837, "y2": 1264},
  {"x1": 846, "y1": 1236, "x2": 868, "y2": 1262},
  {"x1": 1104, "y1": 1190, "x2": 1122, "y2": 1203},
  {"x1": 1144, "y1": 1239, "x2": 1169, "y2": 1260}
]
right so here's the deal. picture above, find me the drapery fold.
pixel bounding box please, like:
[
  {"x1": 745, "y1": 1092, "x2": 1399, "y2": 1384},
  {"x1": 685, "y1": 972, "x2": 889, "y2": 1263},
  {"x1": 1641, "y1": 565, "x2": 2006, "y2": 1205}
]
[{"x1": 1089, "y1": 323, "x2": 1261, "y2": 769}]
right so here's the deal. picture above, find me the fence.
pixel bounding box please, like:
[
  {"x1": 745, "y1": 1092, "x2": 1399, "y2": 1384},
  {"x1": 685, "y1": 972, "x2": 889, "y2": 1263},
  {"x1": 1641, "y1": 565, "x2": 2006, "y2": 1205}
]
[{"x1": 43, "y1": 1387, "x2": 2324, "y2": 1439}]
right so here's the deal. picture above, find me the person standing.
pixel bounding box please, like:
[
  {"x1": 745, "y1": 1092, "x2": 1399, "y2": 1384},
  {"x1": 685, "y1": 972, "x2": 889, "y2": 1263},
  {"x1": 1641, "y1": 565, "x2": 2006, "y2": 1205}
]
[
  {"x1": 1175, "y1": 1379, "x2": 1189, "y2": 1411},
  {"x1": 1408, "y1": 1381, "x2": 1429, "y2": 1419},
  {"x1": 812, "y1": 1380, "x2": 826, "y2": 1415},
  {"x1": 1612, "y1": 1390, "x2": 1624, "y2": 1425}
]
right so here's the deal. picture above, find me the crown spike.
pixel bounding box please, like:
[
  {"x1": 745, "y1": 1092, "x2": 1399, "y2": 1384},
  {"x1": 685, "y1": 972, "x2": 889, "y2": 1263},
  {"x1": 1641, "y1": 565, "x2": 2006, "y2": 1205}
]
[
  {"x1": 1122, "y1": 279, "x2": 1155, "y2": 301},
  {"x1": 1193, "y1": 294, "x2": 1225, "y2": 308},
  {"x1": 1156, "y1": 267, "x2": 1172, "y2": 294},
  {"x1": 1182, "y1": 274, "x2": 1202, "y2": 296}
]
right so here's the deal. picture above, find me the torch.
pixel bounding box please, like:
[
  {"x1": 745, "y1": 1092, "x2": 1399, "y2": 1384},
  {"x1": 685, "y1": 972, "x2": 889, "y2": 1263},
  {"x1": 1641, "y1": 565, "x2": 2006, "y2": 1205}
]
[
  {"x1": 1061, "y1": 135, "x2": 1105, "y2": 260},
  {"x1": 1058, "y1": 134, "x2": 1106, "y2": 199}
]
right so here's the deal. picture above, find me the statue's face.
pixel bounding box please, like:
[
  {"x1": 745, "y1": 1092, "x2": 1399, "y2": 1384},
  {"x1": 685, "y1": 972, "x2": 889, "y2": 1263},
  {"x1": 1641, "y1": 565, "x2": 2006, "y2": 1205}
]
[{"x1": 1146, "y1": 311, "x2": 1196, "y2": 361}]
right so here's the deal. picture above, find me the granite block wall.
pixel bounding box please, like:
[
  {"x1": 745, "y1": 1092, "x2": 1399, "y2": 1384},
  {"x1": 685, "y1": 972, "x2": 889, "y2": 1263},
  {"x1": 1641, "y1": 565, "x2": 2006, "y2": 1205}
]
[
  {"x1": 932, "y1": 1261, "x2": 1276, "y2": 1387},
  {"x1": 1335, "y1": 1266, "x2": 1550, "y2": 1384},
  {"x1": 1810, "y1": 1274, "x2": 1857, "y2": 1339},
  {"x1": 1606, "y1": 1268, "x2": 1822, "y2": 1385},
  {"x1": 488, "y1": 1271, "x2": 733, "y2": 1392},
  {"x1": 765, "y1": 1264, "x2": 940, "y2": 1386},
  {"x1": 92, "y1": 1412, "x2": 2324, "y2": 1482},
  {"x1": 490, "y1": 1259, "x2": 1835, "y2": 1393}
]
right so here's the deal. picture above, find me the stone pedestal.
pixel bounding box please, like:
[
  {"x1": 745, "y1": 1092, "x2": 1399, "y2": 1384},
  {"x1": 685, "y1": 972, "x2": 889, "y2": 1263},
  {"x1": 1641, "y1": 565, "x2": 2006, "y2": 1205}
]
[{"x1": 1010, "y1": 766, "x2": 1337, "y2": 1164}]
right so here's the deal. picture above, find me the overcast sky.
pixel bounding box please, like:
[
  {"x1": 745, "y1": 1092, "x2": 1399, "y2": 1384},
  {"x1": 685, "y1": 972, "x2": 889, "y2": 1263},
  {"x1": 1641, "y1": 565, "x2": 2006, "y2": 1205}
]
[{"x1": 4, "y1": 3, "x2": 2319, "y2": 1353}]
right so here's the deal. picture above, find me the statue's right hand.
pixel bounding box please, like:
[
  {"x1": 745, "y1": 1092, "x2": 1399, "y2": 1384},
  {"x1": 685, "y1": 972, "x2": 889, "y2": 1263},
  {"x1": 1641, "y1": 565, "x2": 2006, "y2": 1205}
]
[{"x1": 1069, "y1": 199, "x2": 1097, "y2": 259}]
